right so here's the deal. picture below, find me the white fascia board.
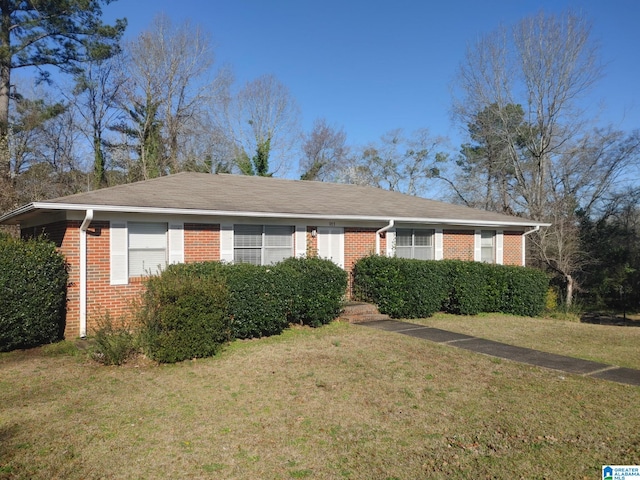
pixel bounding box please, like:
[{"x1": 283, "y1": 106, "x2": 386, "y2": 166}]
[
  {"x1": 5, "y1": 202, "x2": 552, "y2": 229},
  {"x1": 0, "y1": 203, "x2": 37, "y2": 223}
]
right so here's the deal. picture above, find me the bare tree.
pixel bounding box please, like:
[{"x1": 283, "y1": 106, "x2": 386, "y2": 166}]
[
  {"x1": 114, "y1": 14, "x2": 230, "y2": 179},
  {"x1": 300, "y1": 118, "x2": 348, "y2": 181},
  {"x1": 451, "y1": 10, "x2": 640, "y2": 306},
  {"x1": 8, "y1": 82, "x2": 87, "y2": 203},
  {"x1": 342, "y1": 128, "x2": 446, "y2": 196},
  {"x1": 71, "y1": 55, "x2": 126, "y2": 189},
  {"x1": 217, "y1": 74, "x2": 301, "y2": 176}
]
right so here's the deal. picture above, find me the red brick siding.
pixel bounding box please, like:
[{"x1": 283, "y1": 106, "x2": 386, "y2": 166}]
[
  {"x1": 24, "y1": 221, "x2": 525, "y2": 338},
  {"x1": 503, "y1": 231, "x2": 522, "y2": 266},
  {"x1": 306, "y1": 227, "x2": 318, "y2": 257},
  {"x1": 184, "y1": 223, "x2": 219, "y2": 262},
  {"x1": 84, "y1": 221, "x2": 144, "y2": 335},
  {"x1": 344, "y1": 227, "x2": 381, "y2": 297},
  {"x1": 443, "y1": 229, "x2": 475, "y2": 261},
  {"x1": 344, "y1": 227, "x2": 378, "y2": 274}
]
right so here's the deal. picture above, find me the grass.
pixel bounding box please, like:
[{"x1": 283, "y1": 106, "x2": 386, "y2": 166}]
[
  {"x1": 413, "y1": 312, "x2": 640, "y2": 369},
  {"x1": 0, "y1": 316, "x2": 639, "y2": 479}
]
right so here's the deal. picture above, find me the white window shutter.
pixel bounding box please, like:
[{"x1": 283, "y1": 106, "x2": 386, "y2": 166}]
[
  {"x1": 473, "y1": 230, "x2": 482, "y2": 262},
  {"x1": 434, "y1": 229, "x2": 444, "y2": 260},
  {"x1": 337, "y1": 230, "x2": 345, "y2": 268},
  {"x1": 496, "y1": 230, "x2": 504, "y2": 265},
  {"x1": 295, "y1": 225, "x2": 307, "y2": 257},
  {"x1": 220, "y1": 224, "x2": 234, "y2": 263},
  {"x1": 168, "y1": 223, "x2": 184, "y2": 265},
  {"x1": 110, "y1": 221, "x2": 128, "y2": 285}
]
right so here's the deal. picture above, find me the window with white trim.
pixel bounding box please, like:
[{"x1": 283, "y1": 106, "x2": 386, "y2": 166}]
[
  {"x1": 395, "y1": 229, "x2": 434, "y2": 260},
  {"x1": 128, "y1": 222, "x2": 168, "y2": 277},
  {"x1": 234, "y1": 225, "x2": 294, "y2": 265},
  {"x1": 480, "y1": 230, "x2": 495, "y2": 263}
]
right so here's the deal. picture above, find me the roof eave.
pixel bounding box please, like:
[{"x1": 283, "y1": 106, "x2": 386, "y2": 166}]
[
  {"x1": 0, "y1": 202, "x2": 551, "y2": 229},
  {"x1": 0, "y1": 203, "x2": 38, "y2": 224}
]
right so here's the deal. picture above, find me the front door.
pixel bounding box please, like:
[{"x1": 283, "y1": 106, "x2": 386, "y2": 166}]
[{"x1": 317, "y1": 227, "x2": 344, "y2": 269}]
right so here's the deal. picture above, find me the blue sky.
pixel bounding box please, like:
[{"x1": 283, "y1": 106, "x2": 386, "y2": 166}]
[{"x1": 102, "y1": 0, "x2": 640, "y2": 152}]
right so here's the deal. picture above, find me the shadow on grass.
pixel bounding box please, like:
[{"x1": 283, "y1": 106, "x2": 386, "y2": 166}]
[
  {"x1": 580, "y1": 312, "x2": 640, "y2": 327},
  {"x1": 0, "y1": 422, "x2": 20, "y2": 465}
]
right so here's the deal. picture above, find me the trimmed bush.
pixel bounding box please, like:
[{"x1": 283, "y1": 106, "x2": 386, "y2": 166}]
[
  {"x1": 353, "y1": 256, "x2": 448, "y2": 318},
  {"x1": 441, "y1": 260, "x2": 490, "y2": 315},
  {"x1": 276, "y1": 257, "x2": 347, "y2": 327},
  {"x1": 224, "y1": 263, "x2": 291, "y2": 339},
  {"x1": 353, "y1": 255, "x2": 548, "y2": 318},
  {"x1": 134, "y1": 257, "x2": 348, "y2": 361},
  {"x1": 497, "y1": 264, "x2": 549, "y2": 316},
  {"x1": 167, "y1": 261, "x2": 292, "y2": 340},
  {"x1": 0, "y1": 234, "x2": 68, "y2": 352},
  {"x1": 139, "y1": 265, "x2": 231, "y2": 363}
]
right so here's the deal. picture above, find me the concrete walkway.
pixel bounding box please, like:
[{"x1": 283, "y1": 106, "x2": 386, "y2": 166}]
[{"x1": 356, "y1": 319, "x2": 640, "y2": 387}]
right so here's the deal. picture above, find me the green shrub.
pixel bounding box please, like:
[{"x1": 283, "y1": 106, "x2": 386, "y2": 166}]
[
  {"x1": 441, "y1": 260, "x2": 489, "y2": 315},
  {"x1": 0, "y1": 235, "x2": 68, "y2": 352},
  {"x1": 139, "y1": 266, "x2": 231, "y2": 363},
  {"x1": 352, "y1": 255, "x2": 407, "y2": 317},
  {"x1": 276, "y1": 257, "x2": 347, "y2": 327},
  {"x1": 353, "y1": 256, "x2": 447, "y2": 318},
  {"x1": 498, "y1": 264, "x2": 549, "y2": 316},
  {"x1": 353, "y1": 256, "x2": 548, "y2": 318},
  {"x1": 153, "y1": 262, "x2": 303, "y2": 341},
  {"x1": 545, "y1": 287, "x2": 559, "y2": 312},
  {"x1": 223, "y1": 263, "x2": 291, "y2": 339},
  {"x1": 91, "y1": 312, "x2": 137, "y2": 365}
]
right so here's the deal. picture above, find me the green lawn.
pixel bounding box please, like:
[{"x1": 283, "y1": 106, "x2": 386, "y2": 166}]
[
  {"x1": 0, "y1": 315, "x2": 638, "y2": 479},
  {"x1": 413, "y1": 312, "x2": 640, "y2": 369}
]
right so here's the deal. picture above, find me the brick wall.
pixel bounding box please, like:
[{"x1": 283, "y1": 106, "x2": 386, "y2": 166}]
[
  {"x1": 503, "y1": 230, "x2": 522, "y2": 266},
  {"x1": 345, "y1": 227, "x2": 380, "y2": 294},
  {"x1": 443, "y1": 229, "x2": 475, "y2": 261},
  {"x1": 85, "y1": 221, "x2": 145, "y2": 336},
  {"x1": 185, "y1": 223, "x2": 220, "y2": 262},
  {"x1": 306, "y1": 227, "x2": 318, "y2": 257},
  {"x1": 24, "y1": 221, "x2": 525, "y2": 338},
  {"x1": 344, "y1": 227, "x2": 379, "y2": 273}
]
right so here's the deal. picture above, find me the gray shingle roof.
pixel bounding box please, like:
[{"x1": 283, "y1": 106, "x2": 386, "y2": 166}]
[{"x1": 1, "y1": 172, "x2": 546, "y2": 227}]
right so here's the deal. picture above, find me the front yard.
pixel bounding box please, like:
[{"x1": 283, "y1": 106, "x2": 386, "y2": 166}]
[{"x1": 1, "y1": 316, "x2": 638, "y2": 479}]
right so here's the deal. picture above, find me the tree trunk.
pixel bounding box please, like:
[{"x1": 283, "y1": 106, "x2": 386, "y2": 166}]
[
  {"x1": 565, "y1": 274, "x2": 574, "y2": 309},
  {"x1": 93, "y1": 134, "x2": 107, "y2": 190}
]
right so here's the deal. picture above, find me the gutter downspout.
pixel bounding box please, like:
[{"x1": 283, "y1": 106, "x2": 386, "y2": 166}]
[
  {"x1": 521, "y1": 225, "x2": 540, "y2": 267},
  {"x1": 376, "y1": 219, "x2": 395, "y2": 256},
  {"x1": 79, "y1": 209, "x2": 93, "y2": 338}
]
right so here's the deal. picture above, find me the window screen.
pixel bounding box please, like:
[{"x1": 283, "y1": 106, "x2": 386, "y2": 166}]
[
  {"x1": 481, "y1": 230, "x2": 495, "y2": 263},
  {"x1": 396, "y1": 229, "x2": 434, "y2": 260},
  {"x1": 128, "y1": 222, "x2": 168, "y2": 277},
  {"x1": 234, "y1": 225, "x2": 293, "y2": 265}
]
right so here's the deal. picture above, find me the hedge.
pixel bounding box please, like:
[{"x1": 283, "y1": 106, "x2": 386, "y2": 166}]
[
  {"x1": 277, "y1": 257, "x2": 347, "y2": 327},
  {"x1": 138, "y1": 257, "x2": 348, "y2": 360},
  {"x1": 0, "y1": 234, "x2": 68, "y2": 352},
  {"x1": 353, "y1": 256, "x2": 548, "y2": 318},
  {"x1": 138, "y1": 265, "x2": 231, "y2": 363},
  {"x1": 353, "y1": 255, "x2": 448, "y2": 318}
]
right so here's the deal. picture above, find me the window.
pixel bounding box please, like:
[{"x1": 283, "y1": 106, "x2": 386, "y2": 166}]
[
  {"x1": 128, "y1": 222, "x2": 168, "y2": 277},
  {"x1": 234, "y1": 225, "x2": 294, "y2": 265},
  {"x1": 395, "y1": 229, "x2": 434, "y2": 260},
  {"x1": 480, "y1": 230, "x2": 495, "y2": 263}
]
